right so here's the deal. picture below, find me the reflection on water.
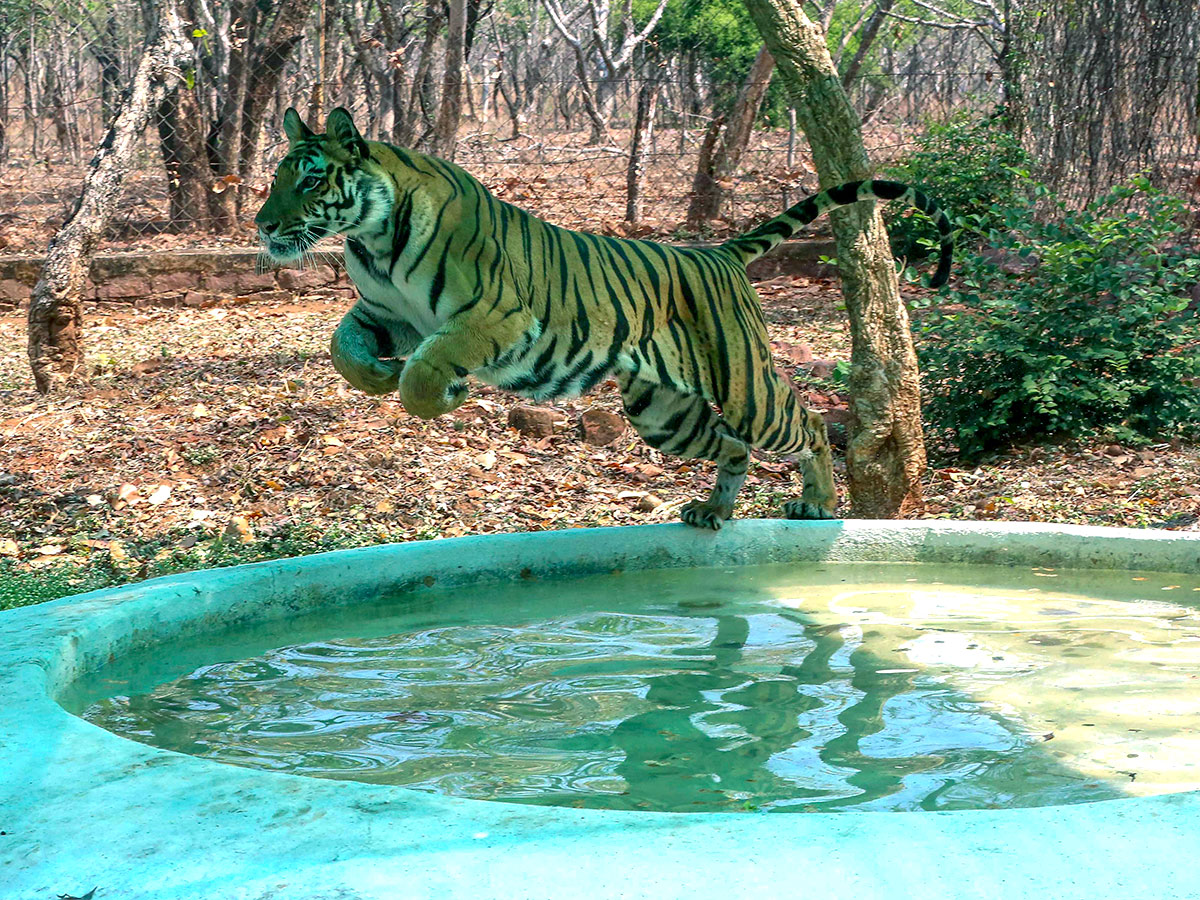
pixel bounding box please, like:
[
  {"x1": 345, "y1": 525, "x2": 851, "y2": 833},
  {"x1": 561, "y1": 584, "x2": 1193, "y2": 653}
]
[{"x1": 72, "y1": 563, "x2": 1200, "y2": 813}]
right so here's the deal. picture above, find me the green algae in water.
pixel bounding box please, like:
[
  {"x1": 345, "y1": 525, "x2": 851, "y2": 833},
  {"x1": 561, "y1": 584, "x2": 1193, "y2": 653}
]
[{"x1": 68, "y1": 562, "x2": 1200, "y2": 813}]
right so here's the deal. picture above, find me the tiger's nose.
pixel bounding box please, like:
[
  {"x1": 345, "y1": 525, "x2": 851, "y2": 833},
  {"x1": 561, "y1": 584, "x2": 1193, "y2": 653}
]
[{"x1": 257, "y1": 219, "x2": 279, "y2": 235}]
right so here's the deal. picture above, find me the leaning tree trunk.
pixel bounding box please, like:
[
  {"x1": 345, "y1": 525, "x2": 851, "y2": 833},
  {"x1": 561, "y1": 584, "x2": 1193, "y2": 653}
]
[
  {"x1": 27, "y1": 0, "x2": 191, "y2": 394},
  {"x1": 402, "y1": 0, "x2": 444, "y2": 148},
  {"x1": 743, "y1": 0, "x2": 927, "y2": 518},
  {"x1": 687, "y1": 45, "x2": 775, "y2": 228}
]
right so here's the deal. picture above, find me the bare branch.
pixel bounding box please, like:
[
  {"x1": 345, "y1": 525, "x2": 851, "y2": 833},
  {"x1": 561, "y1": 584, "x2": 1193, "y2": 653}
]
[
  {"x1": 835, "y1": 3, "x2": 874, "y2": 57},
  {"x1": 883, "y1": 6, "x2": 1000, "y2": 56},
  {"x1": 611, "y1": 0, "x2": 669, "y2": 71},
  {"x1": 883, "y1": 9, "x2": 979, "y2": 30},
  {"x1": 540, "y1": 0, "x2": 581, "y2": 48},
  {"x1": 905, "y1": 0, "x2": 989, "y2": 28}
]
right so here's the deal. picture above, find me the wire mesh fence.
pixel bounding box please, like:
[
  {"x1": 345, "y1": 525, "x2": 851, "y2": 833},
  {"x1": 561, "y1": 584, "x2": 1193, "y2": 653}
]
[{"x1": 0, "y1": 0, "x2": 1196, "y2": 256}]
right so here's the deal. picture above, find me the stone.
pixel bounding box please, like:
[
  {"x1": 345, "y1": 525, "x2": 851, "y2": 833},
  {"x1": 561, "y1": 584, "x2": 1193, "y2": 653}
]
[
  {"x1": 151, "y1": 271, "x2": 200, "y2": 294},
  {"x1": 821, "y1": 407, "x2": 853, "y2": 450},
  {"x1": 771, "y1": 341, "x2": 814, "y2": 366},
  {"x1": 277, "y1": 266, "x2": 337, "y2": 292},
  {"x1": 0, "y1": 279, "x2": 28, "y2": 302},
  {"x1": 807, "y1": 359, "x2": 837, "y2": 380},
  {"x1": 98, "y1": 276, "x2": 149, "y2": 300},
  {"x1": 205, "y1": 271, "x2": 276, "y2": 295},
  {"x1": 637, "y1": 493, "x2": 663, "y2": 512},
  {"x1": 580, "y1": 409, "x2": 627, "y2": 446},
  {"x1": 507, "y1": 405, "x2": 558, "y2": 438}
]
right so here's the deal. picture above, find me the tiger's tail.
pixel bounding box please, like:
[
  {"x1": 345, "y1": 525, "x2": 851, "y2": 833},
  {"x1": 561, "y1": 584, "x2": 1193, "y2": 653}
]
[{"x1": 721, "y1": 179, "x2": 955, "y2": 288}]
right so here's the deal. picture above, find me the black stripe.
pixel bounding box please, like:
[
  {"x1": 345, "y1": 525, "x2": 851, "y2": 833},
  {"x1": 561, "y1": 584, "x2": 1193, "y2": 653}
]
[
  {"x1": 868, "y1": 179, "x2": 907, "y2": 201},
  {"x1": 429, "y1": 251, "x2": 448, "y2": 313},
  {"x1": 825, "y1": 181, "x2": 864, "y2": 206}
]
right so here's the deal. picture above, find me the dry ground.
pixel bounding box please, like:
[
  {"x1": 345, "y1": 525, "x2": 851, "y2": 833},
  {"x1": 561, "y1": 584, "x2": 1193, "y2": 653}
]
[{"x1": 2, "y1": 276, "x2": 1198, "y2": 606}]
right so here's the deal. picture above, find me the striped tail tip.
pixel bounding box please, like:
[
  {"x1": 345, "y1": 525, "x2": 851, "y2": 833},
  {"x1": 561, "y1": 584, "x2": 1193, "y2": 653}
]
[{"x1": 930, "y1": 243, "x2": 953, "y2": 288}]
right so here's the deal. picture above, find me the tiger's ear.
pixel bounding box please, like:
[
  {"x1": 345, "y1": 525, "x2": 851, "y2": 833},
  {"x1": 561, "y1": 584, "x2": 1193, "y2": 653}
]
[
  {"x1": 282, "y1": 107, "x2": 314, "y2": 144},
  {"x1": 325, "y1": 107, "x2": 368, "y2": 161}
]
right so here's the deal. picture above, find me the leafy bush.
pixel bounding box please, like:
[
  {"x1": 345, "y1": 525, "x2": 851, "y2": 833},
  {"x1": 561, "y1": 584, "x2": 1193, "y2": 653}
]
[
  {"x1": 885, "y1": 112, "x2": 1033, "y2": 258},
  {"x1": 915, "y1": 178, "x2": 1200, "y2": 458}
]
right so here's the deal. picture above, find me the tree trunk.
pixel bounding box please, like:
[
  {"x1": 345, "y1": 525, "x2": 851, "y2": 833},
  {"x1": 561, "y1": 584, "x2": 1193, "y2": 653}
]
[
  {"x1": 432, "y1": 0, "x2": 467, "y2": 159},
  {"x1": 840, "y1": 0, "x2": 894, "y2": 88},
  {"x1": 625, "y1": 77, "x2": 658, "y2": 223},
  {"x1": 209, "y1": 0, "x2": 254, "y2": 232},
  {"x1": 403, "y1": 0, "x2": 443, "y2": 148},
  {"x1": 307, "y1": 0, "x2": 330, "y2": 122},
  {"x1": 572, "y1": 51, "x2": 608, "y2": 144},
  {"x1": 28, "y1": 0, "x2": 191, "y2": 394},
  {"x1": 687, "y1": 114, "x2": 725, "y2": 229},
  {"x1": 742, "y1": 0, "x2": 927, "y2": 518},
  {"x1": 687, "y1": 44, "x2": 775, "y2": 227},
  {"x1": 158, "y1": 72, "x2": 216, "y2": 230},
  {"x1": 93, "y1": 16, "x2": 122, "y2": 124},
  {"x1": 237, "y1": 0, "x2": 315, "y2": 213}
]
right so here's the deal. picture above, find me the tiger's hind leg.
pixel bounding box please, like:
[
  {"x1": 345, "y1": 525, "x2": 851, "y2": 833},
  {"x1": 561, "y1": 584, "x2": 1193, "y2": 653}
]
[
  {"x1": 726, "y1": 368, "x2": 838, "y2": 521},
  {"x1": 782, "y1": 440, "x2": 837, "y2": 521},
  {"x1": 617, "y1": 373, "x2": 750, "y2": 530}
]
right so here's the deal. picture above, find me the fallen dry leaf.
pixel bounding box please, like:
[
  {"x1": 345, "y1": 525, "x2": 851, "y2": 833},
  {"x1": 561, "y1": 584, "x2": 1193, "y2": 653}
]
[{"x1": 146, "y1": 484, "x2": 172, "y2": 505}]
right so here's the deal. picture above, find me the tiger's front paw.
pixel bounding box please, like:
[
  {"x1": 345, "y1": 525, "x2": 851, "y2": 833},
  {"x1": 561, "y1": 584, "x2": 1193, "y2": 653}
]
[
  {"x1": 335, "y1": 355, "x2": 403, "y2": 396},
  {"x1": 680, "y1": 499, "x2": 733, "y2": 531},
  {"x1": 330, "y1": 331, "x2": 403, "y2": 396},
  {"x1": 399, "y1": 358, "x2": 468, "y2": 419}
]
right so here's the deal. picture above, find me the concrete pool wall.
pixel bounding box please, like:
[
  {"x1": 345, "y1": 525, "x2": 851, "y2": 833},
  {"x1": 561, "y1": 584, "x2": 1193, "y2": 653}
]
[{"x1": 2, "y1": 519, "x2": 1200, "y2": 899}]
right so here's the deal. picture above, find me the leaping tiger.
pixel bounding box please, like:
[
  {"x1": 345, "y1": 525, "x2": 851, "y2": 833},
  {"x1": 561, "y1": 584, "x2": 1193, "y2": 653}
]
[{"x1": 255, "y1": 107, "x2": 953, "y2": 530}]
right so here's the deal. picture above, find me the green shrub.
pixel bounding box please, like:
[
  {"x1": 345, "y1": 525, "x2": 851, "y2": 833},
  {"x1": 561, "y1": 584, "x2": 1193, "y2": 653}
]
[
  {"x1": 885, "y1": 112, "x2": 1033, "y2": 258},
  {"x1": 915, "y1": 178, "x2": 1200, "y2": 458}
]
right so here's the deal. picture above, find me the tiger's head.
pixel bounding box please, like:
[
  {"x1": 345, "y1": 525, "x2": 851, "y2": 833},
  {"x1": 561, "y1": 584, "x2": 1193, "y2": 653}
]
[{"x1": 255, "y1": 107, "x2": 390, "y2": 263}]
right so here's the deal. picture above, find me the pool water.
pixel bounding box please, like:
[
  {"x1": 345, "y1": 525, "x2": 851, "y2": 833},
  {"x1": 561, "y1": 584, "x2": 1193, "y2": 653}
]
[{"x1": 66, "y1": 563, "x2": 1200, "y2": 813}]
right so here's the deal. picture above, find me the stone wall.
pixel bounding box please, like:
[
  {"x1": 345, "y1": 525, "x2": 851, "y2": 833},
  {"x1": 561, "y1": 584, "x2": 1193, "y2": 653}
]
[
  {"x1": 0, "y1": 240, "x2": 836, "y2": 312},
  {"x1": 0, "y1": 249, "x2": 352, "y2": 312}
]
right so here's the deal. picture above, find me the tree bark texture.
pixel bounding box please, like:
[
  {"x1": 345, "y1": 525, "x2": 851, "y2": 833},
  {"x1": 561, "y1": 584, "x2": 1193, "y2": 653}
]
[
  {"x1": 687, "y1": 44, "x2": 775, "y2": 227},
  {"x1": 200, "y1": 0, "x2": 313, "y2": 231},
  {"x1": 28, "y1": 0, "x2": 192, "y2": 394},
  {"x1": 432, "y1": 0, "x2": 468, "y2": 159},
  {"x1": 405, "y1": 0, "x2": 445, "y2": 148},
  {"x1": 157, "y1": 71, "x2": 217, "y2": 230},
  {"x1": 742, "y1": 0, "x2": 927, "y2": 518},
  {"x1": 625, "y1": 77, "x2": 658, "y2": 222}
]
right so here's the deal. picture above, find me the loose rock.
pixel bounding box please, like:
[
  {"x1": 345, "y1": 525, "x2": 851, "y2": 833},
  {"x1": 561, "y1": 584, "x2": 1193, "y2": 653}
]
[
  {"x1": 808, "y1": 359, "x2": 837, "y2": 380},
  {"x1": 822, "y1": 407, "x2": 853, "y2": 450},
  {"x1": 580, "y1": 409, "x2": 627, "y2": 446},
  {"x1": 507, "y1": 405, "x2": 558, "y2": 438}
]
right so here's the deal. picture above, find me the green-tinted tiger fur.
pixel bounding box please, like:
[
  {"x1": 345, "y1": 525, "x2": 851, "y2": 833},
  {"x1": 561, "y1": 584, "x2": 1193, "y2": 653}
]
[{"x1": 255, "y1": 107, "x2": 954, "y2": 529}]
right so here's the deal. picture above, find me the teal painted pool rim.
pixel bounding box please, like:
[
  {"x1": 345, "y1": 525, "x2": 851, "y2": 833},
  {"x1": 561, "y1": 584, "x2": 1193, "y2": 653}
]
[{"x1": 3, "y1": 519, "x2": 1200, "y2": 900}]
